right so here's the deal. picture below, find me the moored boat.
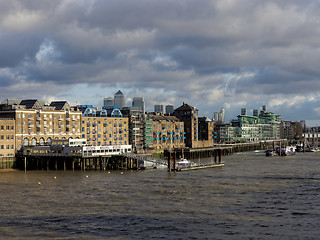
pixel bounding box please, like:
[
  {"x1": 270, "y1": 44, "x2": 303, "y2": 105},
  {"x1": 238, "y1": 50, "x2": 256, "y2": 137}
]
[
  {"x1": 277, "y1": 146, "x2": 296, "y2": 156},
  {"x1": 176, "y1": 158, "x2": 191, "y2": 168},
  {"x1": 265, "y1": 149, "x2": 278, "y2": 156}
]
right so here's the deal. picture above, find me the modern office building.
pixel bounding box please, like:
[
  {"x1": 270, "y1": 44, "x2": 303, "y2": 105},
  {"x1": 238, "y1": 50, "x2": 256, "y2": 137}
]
[
  {"x1": 143, "y1": 118, "x2": 153, "y2": 150},
  {"x1": 121, "y1": 108, "x2": 144, "y2": 153},
  {"x1": 220, "y1": 106, "x2": 281, "y2": 143},
  {"x1": 114, "y1": 90, "x2": 125, "y2": 110},
  {"x1": 165, "y1": 105, "x2": 174, "y2": 115},
  {"x1": 103, "y1": 97, "x2": 114, "y2": 108},
  {"x1": 213, "y1": 108, "x2": 225, "y2": 123},
  {"x1": 132, "y1": 97, "x2": 145, "y2": 114},
  {"x1": 154, "y1": 105, "x2": 164, "y2": 114}
]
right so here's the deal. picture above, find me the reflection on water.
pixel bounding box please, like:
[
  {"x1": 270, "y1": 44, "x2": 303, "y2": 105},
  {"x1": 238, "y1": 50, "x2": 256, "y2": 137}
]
[{"x1": 1, "y1": 152, "x2": 320, "y2": 239}]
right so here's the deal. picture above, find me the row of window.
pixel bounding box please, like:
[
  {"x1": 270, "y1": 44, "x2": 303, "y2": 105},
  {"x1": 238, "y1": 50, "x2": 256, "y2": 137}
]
[
  {"x1": 17, "y1": 114, "x2": 80, "y2": 119},
  {"x1": 84, "y1": 133, "x2": 127, "y2": 139},
  {"x1": 0, "y1": 145, "x2": 14, "y2": 150},
  {"x1": 0, "y1": 135, "x2": 14, "y2": 140},
  {"x1": 0, "y1": 125, "x2": 14, "y2": 131},
  {"x1": 83, "y1": 120, "x2": 127, "y2": 125},
  {"x1": 86, "y1": 141, "x2": 127, "y2": 146}
]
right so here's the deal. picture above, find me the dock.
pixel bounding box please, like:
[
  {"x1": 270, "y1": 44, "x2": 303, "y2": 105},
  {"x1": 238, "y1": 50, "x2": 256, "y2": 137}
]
[
  {"x1": 165, "y1": 147, "x2": 227, "y2": 172},
  {"x1": 177, "y1": 163, "x2": 225, "y2": 171}
]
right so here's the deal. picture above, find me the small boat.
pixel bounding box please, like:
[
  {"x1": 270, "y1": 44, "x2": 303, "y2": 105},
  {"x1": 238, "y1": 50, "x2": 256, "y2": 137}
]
[
  {"x1": 176, "y1": 158, "x2": 191, "y2": 168},
  {"x1": 265, "y1": 149, "x2": 278, "y2": 157},
  {"x1": 277, "y1": 146, "x2": 296, "y2": 156}
]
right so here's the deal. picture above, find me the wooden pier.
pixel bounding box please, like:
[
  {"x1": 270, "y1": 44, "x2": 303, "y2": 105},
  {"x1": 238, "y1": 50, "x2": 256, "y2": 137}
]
[
  {"x1": 165, "y1": 147, "x2": 228, "y2": 172},
  {"x1": 16, "y1": 154, "x2": 143, "y2": 172},
  {"x1": 178, "y1": 163, "x2": 225, "y2": 171}
]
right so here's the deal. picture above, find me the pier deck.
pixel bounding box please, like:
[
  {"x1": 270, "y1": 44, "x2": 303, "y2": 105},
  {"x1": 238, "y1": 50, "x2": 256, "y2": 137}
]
[{"x1": 178, "y1": 163, "x2": 225, "y2": 171}]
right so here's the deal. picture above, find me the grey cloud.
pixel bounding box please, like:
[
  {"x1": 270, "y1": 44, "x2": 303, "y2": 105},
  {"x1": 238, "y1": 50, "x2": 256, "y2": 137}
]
[{"x1": 1, "y1": 0, "x2": 320, "y2": 121}]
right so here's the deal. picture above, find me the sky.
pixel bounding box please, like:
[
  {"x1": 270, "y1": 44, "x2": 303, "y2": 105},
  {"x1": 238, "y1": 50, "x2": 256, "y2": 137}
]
[{"x1": 1, "y1": 0, "x2": 320, "y2": 125}]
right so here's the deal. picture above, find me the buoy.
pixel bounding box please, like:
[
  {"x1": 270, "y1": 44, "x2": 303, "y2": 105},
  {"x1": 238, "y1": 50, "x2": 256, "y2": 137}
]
[
  {"x1": 53, "y1": 176, "x2": 56, "y2": 179},
  {"x1": 38, "y1": 182, "x2": 41, "y2": 185},
  {"x1": 121, "y1": 172, "x2": 123, "y2": 175},
  {"x1": 108, "y1": 171, "x2": 111, "y2": 174},
  {"x1": 86, "y1": 175, "x2": 88, "y2": 178}
]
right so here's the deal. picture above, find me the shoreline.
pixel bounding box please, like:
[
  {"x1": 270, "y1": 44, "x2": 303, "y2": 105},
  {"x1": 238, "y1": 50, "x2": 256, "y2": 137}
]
[{"x1": 0, "y1": 169, "x2": 20, "y2": 173}]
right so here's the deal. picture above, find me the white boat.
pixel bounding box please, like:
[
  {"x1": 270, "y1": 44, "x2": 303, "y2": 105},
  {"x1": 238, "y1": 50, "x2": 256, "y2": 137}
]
[
  {"x1": 265, "y1": 149, "x2": 278, "y2": 157},
  {"x1": 176, "y1": 158, "x2": 191, "y2": 168},
  {"x1": 277, "y1": 146, "x2": 296, "y2": 156}
]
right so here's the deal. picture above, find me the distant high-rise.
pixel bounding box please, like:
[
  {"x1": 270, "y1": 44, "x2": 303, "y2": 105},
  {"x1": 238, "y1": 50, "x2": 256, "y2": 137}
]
[
  {"x1": 165, "y1": 105, "x2": 174, "y2": 115},
  {"x1": 154, "y1": 105, "x2": 164, "y2": 114},
  {"x1": 132, "y1": 97, "x2": 145, "y2": 113},
  {"x1": 103, "y1": 97, "x2": 114, "y2": 108},
  {"x1": 114, "y1": 90, "x2": 125, "y2": 109},
  {"x1": 213, "y1": 108, "x2": 225, "y2": 123},
  {"x1": 241, "y1": 108, "x2": 247, "y2": 116},
  {"x1": 220, "y1": 108, "x2": 225, "y2": 123}
]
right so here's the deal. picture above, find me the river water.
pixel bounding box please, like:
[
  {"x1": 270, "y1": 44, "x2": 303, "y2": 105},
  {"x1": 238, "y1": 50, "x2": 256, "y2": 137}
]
[{"x1": 1, "y1": 151, "x2": 320, "y2": 239}]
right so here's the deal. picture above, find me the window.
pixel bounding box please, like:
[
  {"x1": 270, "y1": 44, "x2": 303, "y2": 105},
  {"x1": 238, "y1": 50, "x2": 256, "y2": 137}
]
[{"x1": 0, "y1": 126, "x2": 3, "y2": 130}]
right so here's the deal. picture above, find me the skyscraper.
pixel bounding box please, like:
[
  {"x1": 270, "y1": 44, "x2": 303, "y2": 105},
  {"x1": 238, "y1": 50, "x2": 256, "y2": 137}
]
[
  {"x1": 132, "y1": 97, "x2": 145, "y2": 113},
  {"x1": 165, "y1": 105, "x2": 174, "y2": 115},
  {"x1": 213, "y1": 108, "x2": 225, "y2": 123},
  {"x1": 154, "y1": 105, "x2": 164, "y2": 114},
  {"x1": 103, "y1": 97, "x2": 114, "y2": 108},
  {"x1": 114, "y1": 90, "x2": 125, "y2": 109}
]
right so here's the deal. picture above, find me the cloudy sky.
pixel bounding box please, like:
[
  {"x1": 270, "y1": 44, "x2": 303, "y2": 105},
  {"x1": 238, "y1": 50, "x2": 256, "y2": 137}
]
[{"x1": 1, "y1": 0, "x2": 320, "y2": 124}]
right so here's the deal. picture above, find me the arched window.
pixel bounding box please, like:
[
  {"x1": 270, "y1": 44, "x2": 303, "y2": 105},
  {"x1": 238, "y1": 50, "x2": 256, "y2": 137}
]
[
  {"x1": 31, "y1": 138, "x2": 37, "y2": 146},
  {"x1": 39, "y1": 138, "x2": 45, "y2": 146},
  {"x1": 23, "y1": 138, "x2": 29, "y2": 146},
  {"x1": 47, "y1": 137, "x2": 52, "y2": 145}
]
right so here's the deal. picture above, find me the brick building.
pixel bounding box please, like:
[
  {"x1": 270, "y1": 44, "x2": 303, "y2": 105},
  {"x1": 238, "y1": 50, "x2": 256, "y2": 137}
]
[{"x1": 150, "y1": 115, "x2": 185, "y2": 150}]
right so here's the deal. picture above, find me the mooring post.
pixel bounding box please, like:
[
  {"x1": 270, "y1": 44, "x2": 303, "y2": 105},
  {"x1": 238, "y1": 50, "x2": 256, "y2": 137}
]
[
  {"x1": 64, "y1": 159, "x2": 66, "y2": 171},
  {"x1": 24, "y1": 157, "x2": 27, "y2": 173},
  {"x1": 219, "y1": 149, "x2": 222, "y2": 163},
  {"x1": 174, "y1": 151, "x2": 176, "y2": 171},
  {"x1": 168, "y1": 151, "x2": 172, "y2": 172}
]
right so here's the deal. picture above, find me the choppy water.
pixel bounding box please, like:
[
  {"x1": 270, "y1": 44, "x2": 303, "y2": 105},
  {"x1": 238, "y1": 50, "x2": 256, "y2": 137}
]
[{"x1": 1, "y1": 151, "x2": 320, "y2": 239}]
